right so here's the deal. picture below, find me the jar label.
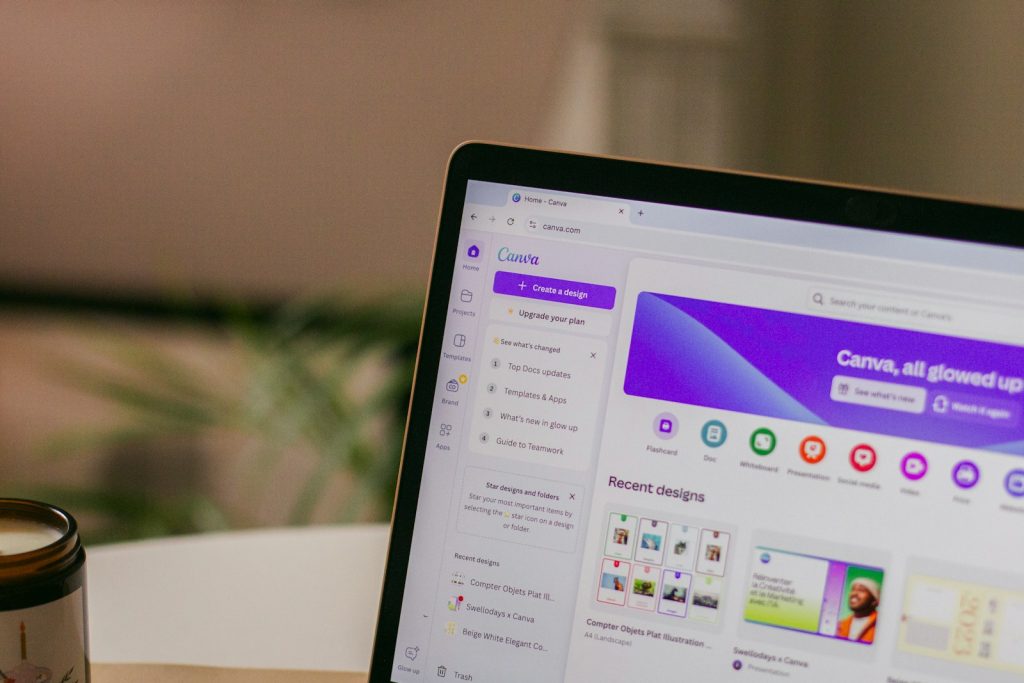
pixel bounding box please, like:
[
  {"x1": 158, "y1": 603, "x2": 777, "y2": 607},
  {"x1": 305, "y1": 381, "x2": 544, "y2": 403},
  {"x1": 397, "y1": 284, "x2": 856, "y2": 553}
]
[{"x1": 0, "y1": 588, "x2": 86, "y2": 683}]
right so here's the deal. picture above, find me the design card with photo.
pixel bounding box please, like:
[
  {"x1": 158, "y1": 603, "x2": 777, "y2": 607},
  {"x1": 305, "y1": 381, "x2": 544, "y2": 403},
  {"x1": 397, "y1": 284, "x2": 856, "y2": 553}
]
[
  {"x1": 743, "y1": 546, "x2": 884, "y2": 646},
  {"x1": 597, "y1": 558, "x2": 630, "y2": 606},
  {"x1": 696, "y1": 528, "x2": 731, "y2": 577},
  {"x1": 628, "y1": 564, "x2": 660, "y2": 611},
  {"x1": 690, "y1": 574, "x2": 724, "y2": 623},
  {"x1": 605, "y1": 513, "x2": 638, "y2": 560},
  {"x1": 665, "y1": 523, "x2": 699, "y2": 571},
  {"x1": 634, "y1": 518, "x2": 667, "y2": 565},
  {"x1": 658, "y1": 570, "x2": 693, "y2": 618}
]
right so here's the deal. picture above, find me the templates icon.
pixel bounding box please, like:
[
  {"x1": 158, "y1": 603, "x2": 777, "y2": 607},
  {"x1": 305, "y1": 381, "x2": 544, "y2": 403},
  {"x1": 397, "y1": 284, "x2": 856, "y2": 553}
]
[
  {"x1": 901, "y1": 452, "x2": 929, "y2": 481},
  {"x1": 749, "y1": 428, "x2": 776, "y2": 456},
  {"x1": 1005, "y1": 469, "x2": 1024, "y2": 497},
  {"x1": 849, "y1": 444, "x2": 877, "y2": 472},
  {"x1": 951, "y1": 461, "x2": 980, "y2": 489},
  {"x1": 799, "y1": 436, "x2": 827, "y2": 464},
  {"x1": 653, "y1": 413, "x2": 678, "y2": 440},
  {"x1": 701, "y1": 420, "x2": 728, "y2": 448}
]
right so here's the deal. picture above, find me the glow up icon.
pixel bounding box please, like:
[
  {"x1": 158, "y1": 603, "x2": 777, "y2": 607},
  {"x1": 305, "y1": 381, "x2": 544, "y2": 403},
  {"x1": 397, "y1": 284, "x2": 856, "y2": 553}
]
[{"x1": 512, "y1": 192, "x2": 522, "y2": 202}]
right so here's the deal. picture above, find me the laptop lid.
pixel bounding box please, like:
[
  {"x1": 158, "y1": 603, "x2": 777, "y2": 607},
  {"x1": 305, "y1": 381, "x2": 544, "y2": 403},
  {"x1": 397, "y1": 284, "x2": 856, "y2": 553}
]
[{"x1": 370, "y1": 143, "x2": 1024, "y2": 683}]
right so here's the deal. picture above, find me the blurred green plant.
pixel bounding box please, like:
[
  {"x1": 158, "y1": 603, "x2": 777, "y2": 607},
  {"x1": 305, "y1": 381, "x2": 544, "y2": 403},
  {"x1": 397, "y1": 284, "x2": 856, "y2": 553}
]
[{"x1": 30, "y1": 294, "x2": 422, "y2": 543}]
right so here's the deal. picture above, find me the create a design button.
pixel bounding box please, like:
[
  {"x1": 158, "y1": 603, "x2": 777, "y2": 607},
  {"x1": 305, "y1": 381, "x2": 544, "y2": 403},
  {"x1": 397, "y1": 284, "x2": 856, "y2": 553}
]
[{"x1": 492, "y1": 271, "x2": 617, "y2": 310}]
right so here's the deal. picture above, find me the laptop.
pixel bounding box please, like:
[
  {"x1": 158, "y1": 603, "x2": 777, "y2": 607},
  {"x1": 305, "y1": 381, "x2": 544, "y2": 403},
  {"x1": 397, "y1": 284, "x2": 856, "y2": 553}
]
[{"x1": 368, "y1": 143, "x2": 1024, "y2": 682}]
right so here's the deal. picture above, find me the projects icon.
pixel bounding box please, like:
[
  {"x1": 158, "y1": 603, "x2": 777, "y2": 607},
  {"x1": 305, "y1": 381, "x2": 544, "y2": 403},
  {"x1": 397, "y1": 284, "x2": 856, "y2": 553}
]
[
  {"x1": 701, "y1": 420, "x2": 728, "y2": 448},
  {"x1": 951, "y1": 460, "x2": 980, "y2": 489},
  {"x1": 849, "y1": 444, "x2": 877, "y2": 472},
  {"x1": 901, "y1": 452, "x2": 929, "y2": 481},
  {"x1": 749, "y1": 428, "x2": 776, "y2": 456},
  {"x1": 799, "y1": 436, "x2": 826, "y2": 464}
]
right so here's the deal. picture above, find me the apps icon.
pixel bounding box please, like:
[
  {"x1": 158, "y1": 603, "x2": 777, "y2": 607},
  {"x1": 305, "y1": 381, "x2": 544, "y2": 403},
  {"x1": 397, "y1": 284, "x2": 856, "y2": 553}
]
[
  {"x1": 701, "y1": 420, "x2": 728, "y2": 448},
  {"x1": 1005, "y1": 469, "x2": 1024, "y2": 498},
  {"x1": 749, "y1": 428, "x2": 776, "y2": 456},
  {"x1": 849, "y1": 444, "x2": 877, "y2": 472},
  {"x1": 799, "y1": 436, "x2": 827, "y2": 464},
  {"x1": 901, "y1": 452, "x2": 929, "y2": 481},
  {"x1": 951, "y1": 460, "x2": 980, "y2": 489},
  {"x1": 653, "y1": 413, "x2": 677, "y2": 440}
]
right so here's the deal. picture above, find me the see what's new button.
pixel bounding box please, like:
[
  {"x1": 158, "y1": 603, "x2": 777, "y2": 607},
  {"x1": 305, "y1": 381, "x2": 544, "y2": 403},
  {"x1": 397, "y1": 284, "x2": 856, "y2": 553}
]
[{"x1": 492, "y1": 271, "x2": 616, "y2": 310}]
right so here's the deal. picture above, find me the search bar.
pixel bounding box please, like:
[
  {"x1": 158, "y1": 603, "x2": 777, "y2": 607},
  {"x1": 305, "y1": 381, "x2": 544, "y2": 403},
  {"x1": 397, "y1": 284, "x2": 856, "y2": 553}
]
[{"x1": 806, "y1": 287, "x2": 985, "y2": 331}]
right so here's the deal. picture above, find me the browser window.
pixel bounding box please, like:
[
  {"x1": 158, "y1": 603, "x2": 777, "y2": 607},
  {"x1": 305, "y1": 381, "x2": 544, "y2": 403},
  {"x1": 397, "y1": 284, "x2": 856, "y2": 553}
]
[{"x1": 390, "y1": 181, "x2": 1024, "y2": 683}]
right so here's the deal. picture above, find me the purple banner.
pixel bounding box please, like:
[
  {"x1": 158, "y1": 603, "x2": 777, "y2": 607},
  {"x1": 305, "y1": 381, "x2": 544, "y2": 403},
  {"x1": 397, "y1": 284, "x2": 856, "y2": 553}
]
[
  {"x1": 624, "y1": 293, "x2": 1024, "y2": 453},
  {"x1": 493, "y1": 271, "x2": 617, "y2": 310}
]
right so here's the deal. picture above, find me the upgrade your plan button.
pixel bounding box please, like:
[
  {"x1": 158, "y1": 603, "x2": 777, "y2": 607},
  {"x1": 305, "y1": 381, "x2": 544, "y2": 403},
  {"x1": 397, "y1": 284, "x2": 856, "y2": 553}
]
[{"x1": 493, "y1": 271, "x2": 617, "y2": 310}]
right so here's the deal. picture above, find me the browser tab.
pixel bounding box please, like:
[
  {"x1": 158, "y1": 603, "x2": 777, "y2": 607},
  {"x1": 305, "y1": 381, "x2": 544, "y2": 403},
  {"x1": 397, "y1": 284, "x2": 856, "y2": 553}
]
[{"x1": 508, "y1": 189, "x2": 630, "y2": 224}]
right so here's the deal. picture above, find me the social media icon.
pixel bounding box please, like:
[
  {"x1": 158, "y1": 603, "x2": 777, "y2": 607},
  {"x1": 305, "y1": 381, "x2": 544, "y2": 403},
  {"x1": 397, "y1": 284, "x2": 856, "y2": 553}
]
[
  {"x1": 1005, "y1": 469, "x2": 1024, "y2": 497},
  {"x1": 701, "y1": 420, "x2": 728, "y2": 448},
  {"x1": 849, "y1": 444, "x2": 877, "y2": 472},
  {"x1": 799, "y1": 436, "x2": 826, "y2": 464},
  {"x1": 951, "y1": 461, "x2": 980, "y2": 489},
  {"x1": 750, "y1": 428, "x2": 776, "y2": 456},
  {"x1": 653, "y1": 413, "x2": 677, "y2": 440},
  {"x1": 901, "y1": 452, "x2": 929, "y2": 481}
]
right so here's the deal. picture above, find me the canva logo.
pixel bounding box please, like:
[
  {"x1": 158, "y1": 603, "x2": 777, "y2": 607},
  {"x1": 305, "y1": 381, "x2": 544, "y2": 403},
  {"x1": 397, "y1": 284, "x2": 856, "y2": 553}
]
[{"x1": 497, "y1": 246, "x2": 540, "y2": 266}]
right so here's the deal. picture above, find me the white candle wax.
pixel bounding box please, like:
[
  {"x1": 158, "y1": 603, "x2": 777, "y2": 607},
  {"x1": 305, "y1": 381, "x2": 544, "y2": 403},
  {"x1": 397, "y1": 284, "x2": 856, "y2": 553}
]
[{"x1": 0, "y1": 518, "x2": 63, "y2": 556}]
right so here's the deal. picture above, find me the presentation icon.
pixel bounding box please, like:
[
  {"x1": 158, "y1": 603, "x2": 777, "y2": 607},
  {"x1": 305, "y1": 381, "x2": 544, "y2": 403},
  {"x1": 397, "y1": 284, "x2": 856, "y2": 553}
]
[
  {"x1": 701, "y1": 420, "x2": 728, "y2": 448},
  {"x1": 799, "y1": 436, "x2": 827, "y2": 464}
]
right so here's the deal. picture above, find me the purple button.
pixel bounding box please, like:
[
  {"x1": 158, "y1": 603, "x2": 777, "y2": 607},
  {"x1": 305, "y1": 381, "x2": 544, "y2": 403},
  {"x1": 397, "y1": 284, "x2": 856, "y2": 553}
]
[{"x1": 493, "y1": 271, "x2": 616, "y2": 310}]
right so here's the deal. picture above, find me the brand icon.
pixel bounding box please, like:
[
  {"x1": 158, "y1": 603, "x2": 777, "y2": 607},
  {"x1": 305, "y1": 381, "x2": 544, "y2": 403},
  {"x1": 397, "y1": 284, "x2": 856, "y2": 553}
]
[
  {"x1": 750, "y1": 428, "x2": 776, "y2": 456},
  {"x1": 653, "y1": 413, "x2": 677, "y2": 440},
  {"x1": 849, "y1": 444, "x2": 877, "y2": 472},
  {"x1": 512, "y1": 192, "x2": 521, "y2": 202},
  {"x1": 701, "y1": 420, "x2": 728, "y2": 448},
  {"x1": 951, "y1": 461, "x2": 980, "y2": 489},
  {"x1": 1005, "y1": 469, "x2": 1024, "y2": 497},
  {"x1": 901, "y1": 452, "x2": 929, "y2": 481},
  {"x1": 799, "y1": 436, "x2": 827, "y2": 464},
  {"x1": 466, "y1": 244, "x2": 480, "y2": 259}
]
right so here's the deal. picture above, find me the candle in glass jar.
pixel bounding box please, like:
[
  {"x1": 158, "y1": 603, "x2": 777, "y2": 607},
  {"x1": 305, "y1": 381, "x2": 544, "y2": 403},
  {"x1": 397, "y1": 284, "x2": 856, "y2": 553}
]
[
  {"x1": 0, "y1": 518, "x2": 63, "y2": 556},
  {"x1": 0, "y1": 499, "x2": 90, "y2": 682}
]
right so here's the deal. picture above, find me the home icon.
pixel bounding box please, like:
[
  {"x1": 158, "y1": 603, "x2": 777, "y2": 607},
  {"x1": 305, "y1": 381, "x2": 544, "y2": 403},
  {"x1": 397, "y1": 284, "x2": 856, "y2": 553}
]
[{"x1": 467, "y1": 245, "x2": 480, "y2": 258}]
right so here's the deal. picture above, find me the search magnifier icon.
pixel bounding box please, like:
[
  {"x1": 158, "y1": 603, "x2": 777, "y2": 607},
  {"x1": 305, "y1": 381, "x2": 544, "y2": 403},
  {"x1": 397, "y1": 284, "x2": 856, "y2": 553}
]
[{"x1": 812, "y1": 292, "x2": 824, "y2": 305}]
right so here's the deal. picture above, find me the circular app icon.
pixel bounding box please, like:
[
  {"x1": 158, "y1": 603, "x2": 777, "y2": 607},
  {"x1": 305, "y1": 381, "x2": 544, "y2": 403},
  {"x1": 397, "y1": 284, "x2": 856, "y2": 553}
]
[
  {"x1": 849, "y1": 444, "x2": 877, "y2": 472},
  {"x1": 951, "y1": 460, "x2": 980, "y2": 489},
  {"x1": 901, "y1": 452, "x2": 929, "y2": 481},
  {"x1": 701, "y1": 420, "x2": 728, "y2": 448},
  {"x1": 653, "y1": 412, "x2": 678, "y2": 440},
  {"x1": 1005, "y1": 469, "x2": 1024, "y2": 498},
  {"x1": 799, "y1": 436, "x2": 827, "y2": 464},
  {"x1": 749, "y1": 428, "x2": 776, "y2": 456}
]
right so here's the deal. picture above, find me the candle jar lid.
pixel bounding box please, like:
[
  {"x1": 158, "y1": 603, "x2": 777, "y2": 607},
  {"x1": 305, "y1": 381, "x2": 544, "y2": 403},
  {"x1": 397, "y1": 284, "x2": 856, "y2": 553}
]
[{"x1": 0, "y1": 498, "x2": 82, "y2": 590}]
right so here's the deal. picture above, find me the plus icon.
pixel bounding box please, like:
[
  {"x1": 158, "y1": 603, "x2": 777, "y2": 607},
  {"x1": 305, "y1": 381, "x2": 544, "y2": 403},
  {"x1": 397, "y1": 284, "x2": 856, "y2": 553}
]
[{"x1": 517, "y1": 281, "x2": 527, "y2": 290}]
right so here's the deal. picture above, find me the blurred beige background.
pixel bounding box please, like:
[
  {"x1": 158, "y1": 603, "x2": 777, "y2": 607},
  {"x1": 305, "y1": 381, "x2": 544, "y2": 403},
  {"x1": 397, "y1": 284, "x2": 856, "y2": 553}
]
[
  {"x1": 1, "y1": 0, "x2": 1022, "y2": 538},
  {"x1": 3, "y1": 1, "x2": 1021, "y2": 300}
]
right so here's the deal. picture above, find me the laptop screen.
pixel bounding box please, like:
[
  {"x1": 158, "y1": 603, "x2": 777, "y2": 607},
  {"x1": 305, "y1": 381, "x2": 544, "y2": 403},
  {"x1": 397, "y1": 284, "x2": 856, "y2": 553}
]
[{"x1": 380, "y1": 153, "x2": 1024, "y2": 683}]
